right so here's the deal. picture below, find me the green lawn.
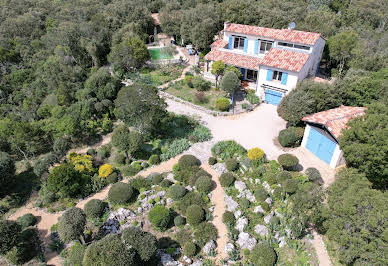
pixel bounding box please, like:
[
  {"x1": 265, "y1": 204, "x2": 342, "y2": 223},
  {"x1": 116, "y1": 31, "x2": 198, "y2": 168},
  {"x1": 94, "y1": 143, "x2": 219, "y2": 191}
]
[
  {"x1": 149, "y1": 48, "x2": 174, "y2": 60},
  {"x1": 165, "y1": 80, "x2": 226, "y2": 110}
]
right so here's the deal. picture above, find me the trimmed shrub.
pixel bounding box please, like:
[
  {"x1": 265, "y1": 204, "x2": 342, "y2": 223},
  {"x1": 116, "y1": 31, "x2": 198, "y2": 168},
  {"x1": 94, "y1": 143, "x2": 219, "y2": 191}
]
[
  {"x1": 240, "y1": 198, "x2": 250, "y2": 209},
  {"x1": 266, "y1": 173, "x2": 278, "y2": 185},
  {"x1": 219, "y1": 172, "x2": 235, "y2": 187},
  {"x1": 84, "y1": 199, "x2": 107, "y2": 219},
  {"x1": 272, "y1": 187, "x2": 284, "y2": 200},
  {"x1": 195, "y1": 176, "x2": 213, "y2": 193},
  {"x1": 106, "y1": 172, "x2": 119, "y2": 184},
  {"x1": 58, "y1": 207, "x2": 86, "y2": 243},
  {"x1": 148, "y1": 205, "x2": 170, "y2": 231},
  {"x1": 129, "y1": 176, "x2": 151, "y2": 191},
  {"x1": 305, "y1": 167, "x2": 321, "y2": 182},
  {"x1": 183, "y1": 242, "x2": 197, "y2": 257},
  {"x1": 260, "y1": 202, "x2": 270, "y2": 212},
  {"x1": 5, "y1": 228, "x2": 41, "y2": 265},
  {"x1": 108, "y1": 182, "x2": 133, "y2": 205},
  {"x1": 211, "y1": 140, "x2": 246, "y2": 160},
  {"x1": 174, "y1": 216, "x2": 186, "y2": 226},
  {"x1": 160, "y1": 179, "x2": 173, "y2": 188},
  {"x1": 178, "y1": 155, "x2": 200, "y2": 168},
  {"x1": 278, "y1": 127, "x2": 304, "y2": 147},
  {"x1": 283, "y1": 179, "x2": 299, "y2": 194},
  {"x1": 16, "y1": 213, "x2": 37, "y2": 229},
  {"x1": 169, "y1": 185, "x2": 187, "y2": 200},
  {"x1": 225, "y1": 158, "x2": 239, "y2": 171},
  {"x1": 121, "y1": 227, "x2": 157, "y2": 261},
  {"x1": 64, "y1": 242, "x2": 85, "y2": 266},
  {"x1": 148, "y1": 154, "x2": 160, "y2": 165},
  {"x1": 270, "y1": 216, "x2": 280, "y2": 226},
  {"x1": 278, "y1": 154, "x2": 299, "y2": 170},
  {"x1": 99, "y1": 164, "x2": 113, "y2": 178},
  {"x1": 277, "y1": 171, "x2": 291, "y2": 183},
  {"x1": 0, "y1": 220, "x2": 21, "y2": 255},
  {"x1": 222, "y1": 211, "x2": 235, "y2": 225},
  {"x1": 151, "y1": 173, "x2": 164, "y2": 185},
  {"x1": 186, "y1": 205, "x2": 204, "y2": 226},
  {"x1": 208, "y1": 157, "x2": 217, "y2": 165},
  {"x1": 83, "y1": 234, "x2": 135, "y2": 266},
  {"x1": 215, "y1": 97, "x2": 230, "y2": 111},
  {"x1": 97, "y1": 144, "x2": 111, "y2": 159},
  {"x1": 176, "y1": 192, "x2": 206, "y2": 215},
  {"x1": 254, "y1": 188, "x2": 268, "y2": 202},
  {"x1": 248, "y1": 148, "x2": 265, "y2": 161},
  {"x1": 114, "y1": 153, "x2": 126, "y2": 165},
  {"x1": 194, "y1": 222, "x2": 218, "y2": 247},
  {"x1": 250, "y1": 242, "x2": 277, "y2": 266}
]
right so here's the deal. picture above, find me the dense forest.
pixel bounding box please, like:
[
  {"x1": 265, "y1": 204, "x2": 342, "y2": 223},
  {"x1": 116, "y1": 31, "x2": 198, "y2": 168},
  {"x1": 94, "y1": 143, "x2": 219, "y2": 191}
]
[{"x1": 0, "y1": 0, "x2": 387, "y2": 265}]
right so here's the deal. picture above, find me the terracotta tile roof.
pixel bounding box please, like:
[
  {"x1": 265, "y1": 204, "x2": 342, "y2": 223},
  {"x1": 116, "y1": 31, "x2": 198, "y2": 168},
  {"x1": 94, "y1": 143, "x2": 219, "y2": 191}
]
[
  {"x1": 152, "y1": 13, "x2": 160, "y2": 25},
  {"x1": 225, "y1": 23, "x2": 321, "y2": 45},
  {"x1": 260, "y1": 48, "x2": 309, "y2": 72},
  {"x1": 210, "y1": 39, "x2": 228, "y2": 49},
  {"x1": 204, "y1": 49, "x2": 262, "y2": 69},
  {"x1": 302, "y1": 106, "x2": 366, "y2": 139}
]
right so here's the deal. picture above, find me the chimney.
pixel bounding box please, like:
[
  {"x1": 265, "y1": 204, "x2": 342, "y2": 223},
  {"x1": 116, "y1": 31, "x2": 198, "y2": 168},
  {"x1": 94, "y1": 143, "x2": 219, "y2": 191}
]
[{"x1": 224, "y1": 21, "x2": 230, "y2": 30}]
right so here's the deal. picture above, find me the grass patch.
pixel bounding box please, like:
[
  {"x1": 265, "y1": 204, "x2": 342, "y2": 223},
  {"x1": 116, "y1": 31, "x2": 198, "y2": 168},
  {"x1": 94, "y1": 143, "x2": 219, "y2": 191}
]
[
  {"x1": 165, "y1": 80, "x2": 226, "y2": 110},
  {"x1": 127, "y1": 65, "x2": 184, "y2": 87},
  {"x1": 276, "y1": 241, "x2": 317, "y2": 266},
  {"x1": 149, "y1": 48, "x2": 174, "y2": 60}
]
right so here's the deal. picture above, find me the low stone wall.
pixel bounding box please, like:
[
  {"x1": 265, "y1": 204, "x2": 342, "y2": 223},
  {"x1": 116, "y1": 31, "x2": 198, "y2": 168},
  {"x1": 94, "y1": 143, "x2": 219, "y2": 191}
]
[{"x1": 159, "y1": 90, "x2": 259, "y2": 117}]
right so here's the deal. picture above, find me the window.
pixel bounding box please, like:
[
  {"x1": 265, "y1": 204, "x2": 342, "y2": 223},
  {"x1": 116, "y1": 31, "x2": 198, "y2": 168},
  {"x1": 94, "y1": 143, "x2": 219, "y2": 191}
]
[
  {"x1": 272, "y1": 70, "x2": 283, "y2": 81},
  {"x1": 246, "y1": 69, "x2": 258, "y2": 81},
  {"x1": 259, "y1": 40, "x2": 273, "y2": 53},
  {"x1": 278, "y1": 42, "x2": 310, "y2": 51},
  {"x1": 233, "y1": 36, "x2": 246, "y2": 50}
]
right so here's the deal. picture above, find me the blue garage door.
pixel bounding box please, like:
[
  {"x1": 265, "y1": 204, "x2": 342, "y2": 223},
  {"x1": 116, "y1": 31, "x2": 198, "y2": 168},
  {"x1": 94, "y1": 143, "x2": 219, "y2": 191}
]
[
  {"x1": 265, "y1": 89, "x2": 283, "y2": 105},
  {"x1": 306, "y1": 127, "x2": 336, "y2": 164}
]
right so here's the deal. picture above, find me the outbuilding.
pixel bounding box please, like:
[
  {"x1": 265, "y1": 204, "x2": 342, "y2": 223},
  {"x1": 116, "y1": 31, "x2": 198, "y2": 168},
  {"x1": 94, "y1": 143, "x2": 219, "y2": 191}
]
[{"x1": 301, "y1": 106, "x2": 365, "y2": 168}]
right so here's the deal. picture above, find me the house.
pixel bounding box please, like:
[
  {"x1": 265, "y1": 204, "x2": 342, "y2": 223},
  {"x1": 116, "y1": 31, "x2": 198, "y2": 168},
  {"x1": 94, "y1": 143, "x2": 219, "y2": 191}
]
[
  {"x1": 301, "y1": 106, "x2": 366, "y2": 168},
  {"x1": 204, "y1": 22, "x2": 325, "y2": 105}
]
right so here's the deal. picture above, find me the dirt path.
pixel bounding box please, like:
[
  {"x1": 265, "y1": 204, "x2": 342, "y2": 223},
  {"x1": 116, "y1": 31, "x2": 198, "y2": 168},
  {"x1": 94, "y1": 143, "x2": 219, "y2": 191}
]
[
  {"x1": 201, "y1": 164, "x2": 228, "y2": 261},
  {"x1": 312, "y1": 230, "x2": 332, "y2": 266}
]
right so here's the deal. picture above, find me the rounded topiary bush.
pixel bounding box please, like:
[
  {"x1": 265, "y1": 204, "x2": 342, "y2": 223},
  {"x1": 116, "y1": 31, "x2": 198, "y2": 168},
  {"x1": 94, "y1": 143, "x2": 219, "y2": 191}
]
[
  {"x1": 151, "y1": 173, "x2": 164, "y2": 185},
  {"x1": 240, "y1": 198, "x2": 250, "y2": 209},
  {"x1": 186, "y1": 204, "x2": 204, "y2": 226},
  {"x1": 208, "y1": 157, "x2": 217, "y2": 165},
  {"x1": 225, "y1": 158, "x2": 239, "y2": 171},
  {"x1": 16, "y1": 213, "x2": 37, "y2": 229},
  {"x1": 108, "y1": 182, "x2": 133, "y2": 205},
  {"x1": 283, "y1": 179, "x2": 299, "y2": 194},
  {"x1": 183, "y1": 242, "x2": 197, "y2": 257},
  {"x1": 160, "y1": 179, "x2": 173, "y2": 188},
  {"x1": 121, "y1": 227, "x2": 157, "y2": 262},
  {"x1": 272, "y1": 187, "x2": 284, "y2": 200},
  {"x1": 277, "y1": 171, "x2": 291, "y2": 183},
  {"x1": 254, "y1": 188, "x2": 268, "y2": 202},
  {"x1": 148, "y1": 154, "x2": 160, "y2": 165},
  {"x1": 278, "y1": 154, "x2": 299, "y2": 170},
  {"x1": 222, "y1": 211, "x2": 235, "y2": 225},
  {"x1": 84, "y1": 199, "x2": 107, "y2": 219},
  {"x1": 278, "y1": 128, "x2": 299, "y2": 147},
  {"x1": 178, "y1": 155, "x2": 200, "y2": 168},
  {"x1": 169, "y1": 185, "x2": 187, "y2": 200},
  {"x1": 305, "y1": 167, "x2": 321, "y2": 183},
  {"x1": 106, "y1": 172, "x2": 119, "y2": 184},
  {"x1": 195, "y1": 176, "x2": 213, "y2": 193},
  {"x1": 250, "y1": 242, "x2": 277, "y2": 266},
  {"x1": 270, "y1": 216, "x2": 280, "y2": 226},
  {"x1": 194, "y1": 222, "x2": 218, "y2": 247},
  {"x1": 174, "y1": 216, "x2": 186, "y2": 227},
  {"x1": 148, "y1": 205, "x2": 170, "y2": 231},
  {"x1": 266, "y1": 173, "x2": 278, "y2": 185},
  {"x1": 247, "y1": 147, "x2": 265, "y2": 161},
  {"x1": 215, "y1": 97, "x2": 230, "y2": 111},
  {"x1": 219, "y1": 172, "x2": 235, "y2": 187}
]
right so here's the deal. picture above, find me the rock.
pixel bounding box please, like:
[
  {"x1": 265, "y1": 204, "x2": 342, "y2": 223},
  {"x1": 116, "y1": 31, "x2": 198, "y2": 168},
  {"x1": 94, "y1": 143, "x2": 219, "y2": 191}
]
[
  {"x1": 203, "y1": 240, "x2": 216, "y2": 255},
  {"x1": 212, "y1": 163, "x2": 227, "y2": 175},
  {"x1": 262, "y1": 181, "x2": 271, "y2": 192},
  {"x1": 166, "y1": 198, "x2": 174, "y2": 205},
  {"x1": 108, "y1": 208, "x2": 136, "y2": 221},
  {"x1": 209, "y1": 206, "x2": 215, "y2": 212},
  {"x1": 275, "y1": 210, "x2": 283, "y2": 218},
  {"x1": 264, "y1": 211, "x2": 274, "y2": 224},
  {"x1": 249, "y1": 178, "x2": 253, "y2": 184},
  {"x1": 278, "y1": 236, "x2": 286, "y2": 248},
  {"x1": 100, "y1": 218, "x2": 120, "y2": 236},
  {"x1": 224, "y1": 243, "x2": 235, "y2": 253},
  {"x1": 160, "y1": 199, "x2": 165, "y2": 205},
  {"x1": 137, "y1": 207, "x2": 143, "y2": 213},
  {"x1": 183, "y1": 256, "x2": 192, "y2": 264},
  {"x1": 255, "y1": 179, "x2": 261, "y2": 184},
  {"x1": 234, "y1": 181, "x2": 246, "y2": 192},
  {"x1": 190, "y1": 260, "x2": 203, "y2": 266},
  {"x1": 234, "y1": 210, "x2": 242, "y2": 218},
  {"x1": 166, "y1": 173, "x2": 175, "y2": 182},
  {"x1": 157, "y1": 250, "x2": 183, "y2": 266},
  {"x1": 265, "y1": 197, "x2": 273, "y2": 206},
  {"x1": 185, "y1": 185, "x2": 193, "y2": 191},
  {"x1": 254, "y1": 224, "x2": 269, "y2": 236},
  {"x1": 235, "y1": 217, "x2": 248, "y2": 232},
  {"x1": 244, "y1": 190, "x2": 256, "y2": 202},
  {"x1": 225, "y1": 195, "x2": 239, "y2": 212},
  {"x1": 237, "y1": 232, "x2": 257, "y2": 251},
  {"x1": 141, "y1": 161, "x2": 149, "y2": 168},
  {"x1": 253, "y1": 205, "x2": 265, "y2": 214}
]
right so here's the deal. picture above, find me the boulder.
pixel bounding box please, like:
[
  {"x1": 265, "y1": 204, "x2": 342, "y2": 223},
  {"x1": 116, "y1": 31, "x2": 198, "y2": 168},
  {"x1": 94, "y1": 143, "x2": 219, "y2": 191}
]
[
  {"x1": 108, "y1": 208, "x2": 136, "y2": 221},
  {"x1": 166, "y1": 173, "x2": 175, "y2": 182},
  {"x1": 234, "y1": 181, "x2": 246, "y2": 192},
  {"x1": 244, "y1": 190, "x2": 256, "y2": 202},
  {"x1": 212, "y1": 163, "x2": 227, "y2": 175},
  {"x1": 235, "y1": 217, "x2": 248, "y2": 232},
  {"x1": 265, "y1": 197, "x2": 273, "y2": 206},
  {"x1": 224, "y1": 243, "x2": 235, "y2": 253},
  {"x1": 183, "y1": 256, "x2": 192, "y2": 264},
  {"x1": 166, "y1": 198, "x2": 174, "y2": 205},
  {"x1": 190, "y1": 260, "x2": 203, "y2": 266},
  {"x1": 234, "y1": 210, "x2": 242, "y2": 219},
  {"x1": 157, "y1": 250, "x2": 183, "y2": 266},
  {"x1": 278, "y1": 236, "x2": 286, "y2": 248},
  {"x1": 262, "y1": 181, "x2": 271, "y2": 192},
  {"x1": 254, "y1": 224, "x2": 269, "y2": 236},
  {"x1": 225, "y1": 195, "x2": 239, "y2": 212},
  {"x1": 236, "y1": 232, "x2": 257, "y2": 251},
  {"x1": 253, "y1": 205, "x2": 265, "y2": 214},
  {"x1": 203, "y1": 240, "x2": 216, "y2": 255},
  {"x1": 185, "y1": 185, "x2": 193, "y2": 191},
  {"x1": 264, "y1": 211, "x2": 274, "y2": 224}
]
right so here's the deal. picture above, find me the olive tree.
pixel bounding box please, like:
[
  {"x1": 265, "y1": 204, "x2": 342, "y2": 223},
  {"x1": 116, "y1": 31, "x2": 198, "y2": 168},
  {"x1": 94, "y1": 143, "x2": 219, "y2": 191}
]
[{"x1": 58, "y1": 207, "x2": 86, "y2": 243}]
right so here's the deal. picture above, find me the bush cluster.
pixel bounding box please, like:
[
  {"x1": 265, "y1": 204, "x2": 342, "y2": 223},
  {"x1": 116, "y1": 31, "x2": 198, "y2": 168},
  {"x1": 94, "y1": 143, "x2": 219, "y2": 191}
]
[
  {"x1": 222, "y1": 211, "x2": 235, "y2": 225},
  {"x1": 183, "y1": 242, "x2": 197, "y2": 257},
  {"x1": 84, "y1": 199, "x2": 107, "y2": 219},
  {"x1": 186, "y1": 205, "x2": 204, "y2": 226},
  {"x1": 194, "y1": 222, "x2": 218, "y2": 247},
  {"x1": 169, "y1": 185, "x2": 187, "y2": 200},
  {"x1": 58, "y1": 207, "x2": 86, "y2": 243},
  {"x1": 246, "y1": 91, "x2": 260, "y2": 105},
  {"x1": 148, "y1": 154, "x2": 160, "y2": 165},
  {"x1": 250, "y1": 243, "x2": 277, "y2": 266},
  {"x1": 0, "y1": 220, "x2": 21, "y2": 255},
  {"x1": 16, "y1": 213, "x2": 37, "y2": 229},
  {"x1": 174, "y1": 216, "x2": 186, "y2": 226},
  {"x1": 195, "y1": 176, "x2": 213, "y2": 193},
  {"x1": 215, "y1": 97, "x2": 230, "y2": 111},
  {"x1": 277, "y1": 154, "x2": 299, "y2": 170},
  {"x1": 148, "y1": 205, "x2": 170, "y2": 231},
  {"x1": 211, "y1": 140, "x2": 246, "y2": 160},
  {"x1": 305, "y1": 167, "x2": 321, "y2": 182},
  {"x1": 108, "y1": 182, "x2": 133, "y2": 205},
  {"x1": 225, "y1": 158, "x2": 239, "y2": 171},
  {"x1": 5, "y1": 228, "x2": 41, "y2": 265},
  {"x1": 178, "y1": 155, "x2": 200, "y2": 168},
  {"x1": 278, "y1": 127, "x2": 304, "y2": 147},
  {"x1": 219, "y1": 172, "x2": 235, "y2": 187},
  {"x1": 129, "y1": 176, "x2": 151, "y2": 191}
]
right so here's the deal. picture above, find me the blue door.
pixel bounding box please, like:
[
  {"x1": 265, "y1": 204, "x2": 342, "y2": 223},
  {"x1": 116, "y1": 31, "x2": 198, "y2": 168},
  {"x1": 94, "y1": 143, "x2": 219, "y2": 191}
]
[
  {"x1": 306, "y1": 127, "x2": 336, "y2": 164},
  {"x1": 265, "y1": 89, "x2": 283, "y2": 105}
]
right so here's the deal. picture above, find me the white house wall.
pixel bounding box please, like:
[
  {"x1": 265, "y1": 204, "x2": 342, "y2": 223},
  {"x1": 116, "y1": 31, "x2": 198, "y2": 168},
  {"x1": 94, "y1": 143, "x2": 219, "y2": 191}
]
[{"x1": 257, "y1": 66, "x2": 299, "y2": 98}]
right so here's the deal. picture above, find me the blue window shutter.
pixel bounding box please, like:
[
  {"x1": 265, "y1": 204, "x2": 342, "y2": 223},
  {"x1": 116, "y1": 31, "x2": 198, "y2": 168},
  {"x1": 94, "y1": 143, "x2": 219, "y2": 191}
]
[
  {"x1": 243, "y1": 38, "x2": 248, "y2": 52},
  {"x1": 266, "y1": 69, "x2": 273, "y2": 81},
  {"x1": 228, "y1": 36, "x2": 233, "y2": 49},
  {"x1": 241, "y1": 68, "x2": 245, "y2": 79},
  {"x1": 281, "y1": 72, "x2": 288, "y2": 85},
  {"x1": 254, "y1": 40, "x2": 259, "y2": 55}
]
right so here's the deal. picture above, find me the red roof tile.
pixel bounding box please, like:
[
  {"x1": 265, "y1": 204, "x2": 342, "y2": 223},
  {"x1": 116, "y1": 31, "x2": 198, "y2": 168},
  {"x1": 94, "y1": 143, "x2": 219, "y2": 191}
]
[
  {"x1": 302, "y1": 106, "x2": 366, "y2": 139},
  {"x1": 204, "y1": 49, "x2": 262, "y2": 69},
  {"x1": 225, "y1": 23, "x2": 321, "y2": 45},
  {"x1": 260, "y1": 48, "x2": 309, "y2": 72},
  {"x1": 210, "y1": 39, "x2": 228, "y2": 49}
]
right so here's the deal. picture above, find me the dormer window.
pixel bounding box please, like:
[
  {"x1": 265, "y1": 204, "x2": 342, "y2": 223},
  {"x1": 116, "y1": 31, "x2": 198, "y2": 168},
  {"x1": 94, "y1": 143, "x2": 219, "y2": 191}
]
[
  {"x1": 278, "y1": 42, "x2": 310, "y2": 51},
  {"x1": 259, "y1": 40, "x2": 273, "y2": 53},
  {"x1": 233, "y1": 36, "x2": 246, "y2": 50}
]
